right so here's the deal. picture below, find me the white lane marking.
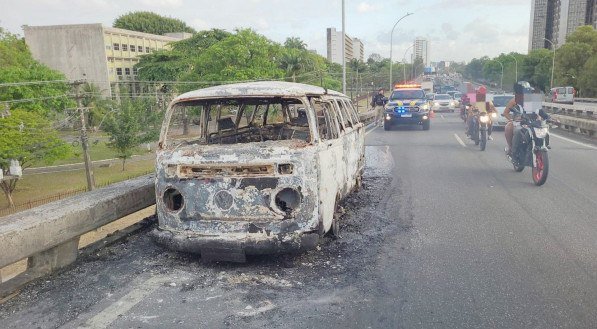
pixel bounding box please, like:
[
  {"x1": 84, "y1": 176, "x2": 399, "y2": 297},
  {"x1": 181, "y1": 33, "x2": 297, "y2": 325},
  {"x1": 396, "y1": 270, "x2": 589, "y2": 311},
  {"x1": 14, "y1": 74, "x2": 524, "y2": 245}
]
[
  {"x1": 550, "y1": 132, "x2": 597, "y2": 150},
  {"x1": 454, "y1": 133, "x2": 467, "y2": 147},
  {"x1": 365, "y1": 126, "x2": 377, "y2": 136},
  {"x1": 441, "y1": 114, "x2": 445, "y2": 119},
  {"x1": 83, "y1": 276, "x2": 168, "y2": 329}
]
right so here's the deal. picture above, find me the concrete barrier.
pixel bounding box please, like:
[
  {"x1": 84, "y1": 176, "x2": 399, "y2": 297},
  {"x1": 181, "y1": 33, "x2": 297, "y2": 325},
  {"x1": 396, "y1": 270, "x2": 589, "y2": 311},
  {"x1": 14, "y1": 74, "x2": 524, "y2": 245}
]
[
  {"x1": 575, "y1": 98, "x2": 597, "y2": 104},
  {"x1": 359, "y1": 110, "x2": 376, "y2": 124},
  {"x1": 0, "y1": 175, "x2": 155, "y2": 298},
  {"x1": 551, "y1": 114, "x2": 597, "y2": 137}
]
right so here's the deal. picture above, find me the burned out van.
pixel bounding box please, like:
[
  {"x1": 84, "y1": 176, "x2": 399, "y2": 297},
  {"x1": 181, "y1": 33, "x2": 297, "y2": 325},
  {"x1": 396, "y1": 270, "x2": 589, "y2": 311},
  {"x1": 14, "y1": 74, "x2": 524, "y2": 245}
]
[{"x1": 152, "y1": 81, "x2": 365, "y2": 261}]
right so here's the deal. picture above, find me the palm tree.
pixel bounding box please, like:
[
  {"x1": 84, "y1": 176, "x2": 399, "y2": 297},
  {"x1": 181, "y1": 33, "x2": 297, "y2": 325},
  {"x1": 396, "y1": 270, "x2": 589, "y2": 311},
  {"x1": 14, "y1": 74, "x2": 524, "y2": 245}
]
[
  {"x1": 284, "y1": 37, "x2": 307, "y2": 50},
  {"x1": 280, "y1": 50, "x2": 307, "y2": 82}
]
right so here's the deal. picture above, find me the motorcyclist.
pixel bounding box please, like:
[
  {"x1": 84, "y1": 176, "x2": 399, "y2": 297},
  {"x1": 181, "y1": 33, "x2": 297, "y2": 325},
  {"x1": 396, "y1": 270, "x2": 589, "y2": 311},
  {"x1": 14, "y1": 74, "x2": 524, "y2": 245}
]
[
  {"x1": 504, "y1": 84, "x2": 554, "y2": 156},
  {"x1": 371, "y1": 88, "x2": 387, "y2": 126},
  {"x1": 460, "y1": 94, "x2": 471, "y2": 121},
  {"x1": 466, "y1": 100, "x2": 497, "y2": 140},
  {"x1": 502, "y1": 97, "x2": 519, "y2": 155}
]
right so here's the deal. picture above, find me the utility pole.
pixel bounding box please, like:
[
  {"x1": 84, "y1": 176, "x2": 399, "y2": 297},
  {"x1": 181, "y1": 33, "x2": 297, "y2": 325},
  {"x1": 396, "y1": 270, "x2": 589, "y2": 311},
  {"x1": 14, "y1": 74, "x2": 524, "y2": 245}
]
[
  {"x1": 74, "y1": 80, "x2": 96, "y2": 191},
  {"x1": 342, "y1": 0, "x2": 346, "y2": 95}
]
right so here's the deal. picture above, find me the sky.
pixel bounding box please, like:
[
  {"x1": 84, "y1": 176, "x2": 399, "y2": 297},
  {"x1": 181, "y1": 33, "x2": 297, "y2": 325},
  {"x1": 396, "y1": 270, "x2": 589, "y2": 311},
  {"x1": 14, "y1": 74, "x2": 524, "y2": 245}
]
[{"x1": 0, "y1": 0, "x2": 531, "y2": 63}]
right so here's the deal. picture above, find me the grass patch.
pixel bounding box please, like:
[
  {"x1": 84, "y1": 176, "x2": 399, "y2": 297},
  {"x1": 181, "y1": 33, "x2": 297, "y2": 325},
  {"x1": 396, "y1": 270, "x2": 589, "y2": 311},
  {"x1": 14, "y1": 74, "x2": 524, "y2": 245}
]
[
  {"x1": 31, "y1": 139, "x2": 152, "y2": 167},
  {"x1": 0, "y1": 159, "x2": 155, "y2": 210}
]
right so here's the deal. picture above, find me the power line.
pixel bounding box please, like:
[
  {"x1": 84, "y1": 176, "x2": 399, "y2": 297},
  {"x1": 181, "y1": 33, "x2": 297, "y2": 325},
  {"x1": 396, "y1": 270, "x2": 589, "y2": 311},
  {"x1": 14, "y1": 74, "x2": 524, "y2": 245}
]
[
  {"x1": 0, "y1": 94, "x2": 72, "y2": 105},
  {"x1": 0, "y1": 80, "x2": 70, "y2": 87}
]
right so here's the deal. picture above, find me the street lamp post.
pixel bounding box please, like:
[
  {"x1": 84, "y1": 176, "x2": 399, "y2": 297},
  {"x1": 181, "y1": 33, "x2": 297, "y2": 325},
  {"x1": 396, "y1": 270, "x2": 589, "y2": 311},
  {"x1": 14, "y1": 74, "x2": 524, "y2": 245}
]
[
  {"x1": 342, "y1": 0, "x2": 346, "y2": 94},
  {"x1": 389, "y1": 12, "x2": 413, "y2": 90},
  {"x1": 508, "y1": 54, "x2": 518, "y2": 82},
  {"x1": 402, "y1": 44, "x2": 414, "y2": 82},
  {"x1": 544, "y1": 38, "x2": 556, "y2": 89}
]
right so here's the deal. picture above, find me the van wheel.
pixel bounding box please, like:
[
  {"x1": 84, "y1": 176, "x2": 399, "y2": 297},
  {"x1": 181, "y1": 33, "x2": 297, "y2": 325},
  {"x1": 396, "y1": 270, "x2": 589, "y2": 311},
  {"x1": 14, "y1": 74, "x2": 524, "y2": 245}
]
[
  {"x1": 327, "y1": 201, "x2": 343, "y2": 239},
  {"x1": 354, "y1": 170, "x2": 363, "y2": 191}
]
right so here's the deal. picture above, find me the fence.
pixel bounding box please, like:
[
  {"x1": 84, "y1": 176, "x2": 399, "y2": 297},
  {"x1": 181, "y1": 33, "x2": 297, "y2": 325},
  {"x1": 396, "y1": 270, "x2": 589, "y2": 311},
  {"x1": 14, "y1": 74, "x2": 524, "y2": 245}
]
[{"x1": 0, "y1": 170, "x2": 153, "y2": 218}]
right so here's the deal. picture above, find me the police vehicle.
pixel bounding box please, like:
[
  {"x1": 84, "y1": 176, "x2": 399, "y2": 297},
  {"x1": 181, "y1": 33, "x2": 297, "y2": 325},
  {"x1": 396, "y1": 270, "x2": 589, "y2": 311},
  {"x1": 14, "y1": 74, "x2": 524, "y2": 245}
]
[{"x1": 383, "y1": 84, "x2": 431, "y2": 131}]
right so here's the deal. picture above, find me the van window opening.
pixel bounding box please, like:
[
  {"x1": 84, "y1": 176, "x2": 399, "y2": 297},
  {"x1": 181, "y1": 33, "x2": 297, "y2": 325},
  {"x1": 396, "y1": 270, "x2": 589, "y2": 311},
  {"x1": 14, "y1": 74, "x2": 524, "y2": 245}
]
[
  {"x1": 164, "y1": 98, "x2": 311, "y2": 146},
  {"x1": 311, "y1": 98, "x2": 340, "y2": 140}
]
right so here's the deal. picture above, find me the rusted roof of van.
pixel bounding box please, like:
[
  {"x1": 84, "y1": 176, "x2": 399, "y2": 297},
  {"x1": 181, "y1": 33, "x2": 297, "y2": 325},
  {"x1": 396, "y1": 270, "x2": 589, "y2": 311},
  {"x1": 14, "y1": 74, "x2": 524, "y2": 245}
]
[{"x1": 173, "y1": 81, "x2": 346, "y2": 102}]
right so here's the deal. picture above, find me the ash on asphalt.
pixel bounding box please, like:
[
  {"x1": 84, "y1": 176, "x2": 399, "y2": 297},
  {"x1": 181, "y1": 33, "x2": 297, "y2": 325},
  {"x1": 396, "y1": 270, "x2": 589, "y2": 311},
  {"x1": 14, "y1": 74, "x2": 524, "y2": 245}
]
[{"x1": 0, "y1": 146, "x2": 409, "y2": 328}]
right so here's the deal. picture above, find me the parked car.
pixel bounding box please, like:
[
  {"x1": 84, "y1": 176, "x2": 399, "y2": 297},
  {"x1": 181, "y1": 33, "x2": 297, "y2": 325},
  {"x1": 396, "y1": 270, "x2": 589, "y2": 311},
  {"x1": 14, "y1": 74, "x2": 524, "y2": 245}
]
[
  {"x1": 431, "y1": 93, "x2": 457, "y2": 112},
  {"x1": 550, "y1": 86, "x2": 575, "y2": 104},
  {"x1": 152, "y1": 81, "x2": 365, "y2": 262}
]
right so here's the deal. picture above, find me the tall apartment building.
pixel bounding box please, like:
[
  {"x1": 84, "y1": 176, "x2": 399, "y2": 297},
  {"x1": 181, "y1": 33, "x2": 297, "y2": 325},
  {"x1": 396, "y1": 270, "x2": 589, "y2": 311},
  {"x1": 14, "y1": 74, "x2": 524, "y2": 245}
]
[
  {"x1": 529, "y1": 0, "x2": 596, "y2": 51},
  {"x1": 352, "y1": 38, "x2": 365, "y2": 62},
  {"x1": 326, "y1": 28, "x2": 364, "y2": 64},
  {"x1": 558, "y1": 0, "x2": 596, "y2": 45},
  {"x1": 413, "y1": 37, "x2": 429, "y2": 66},
  {"x1": 23, "y1": 24, "x2": 188, "y2": 95}
]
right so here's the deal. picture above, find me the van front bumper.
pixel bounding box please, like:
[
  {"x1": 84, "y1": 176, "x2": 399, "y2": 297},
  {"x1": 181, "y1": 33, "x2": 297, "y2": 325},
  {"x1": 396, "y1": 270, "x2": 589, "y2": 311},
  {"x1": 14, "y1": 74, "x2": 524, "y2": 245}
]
[{"x1": 151, "y1": 228, "x2": 319, "y2": 262}]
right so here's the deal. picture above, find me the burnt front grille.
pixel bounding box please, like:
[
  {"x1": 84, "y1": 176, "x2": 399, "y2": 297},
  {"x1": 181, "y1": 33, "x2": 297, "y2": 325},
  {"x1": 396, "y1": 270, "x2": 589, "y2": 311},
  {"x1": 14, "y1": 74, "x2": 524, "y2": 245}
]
[{"x1": 176, "y1": 164, "x2": 275, "y2": 178}]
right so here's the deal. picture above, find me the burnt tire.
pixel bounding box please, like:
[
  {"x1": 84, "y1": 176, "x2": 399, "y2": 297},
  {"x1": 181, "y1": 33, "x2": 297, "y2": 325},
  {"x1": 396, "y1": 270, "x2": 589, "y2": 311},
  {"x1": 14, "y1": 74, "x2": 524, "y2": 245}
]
[{"x1": 327, "y1": 201, "x2": 343, "y2": 240}]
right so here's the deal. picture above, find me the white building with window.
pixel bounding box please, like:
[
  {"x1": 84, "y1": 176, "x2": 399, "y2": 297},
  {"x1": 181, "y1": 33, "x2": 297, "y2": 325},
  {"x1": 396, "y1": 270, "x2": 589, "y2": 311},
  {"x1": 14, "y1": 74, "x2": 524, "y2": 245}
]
[
  {"x1": 326, "y1": 28, "x2": 364, "y2": 64},
  {"x1": 414, "y1": 37, "x2": 429, "y2": 66},
  {"x1": 24, "y1": 24, "x2": 188, "y2": 96}
]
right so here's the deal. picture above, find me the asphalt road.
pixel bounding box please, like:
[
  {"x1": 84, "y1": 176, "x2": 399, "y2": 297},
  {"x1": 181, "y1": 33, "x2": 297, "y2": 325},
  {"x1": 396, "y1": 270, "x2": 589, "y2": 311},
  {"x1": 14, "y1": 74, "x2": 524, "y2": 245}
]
[{"x1": 1, "y1": 114, "x2": 597, "y2": 328}]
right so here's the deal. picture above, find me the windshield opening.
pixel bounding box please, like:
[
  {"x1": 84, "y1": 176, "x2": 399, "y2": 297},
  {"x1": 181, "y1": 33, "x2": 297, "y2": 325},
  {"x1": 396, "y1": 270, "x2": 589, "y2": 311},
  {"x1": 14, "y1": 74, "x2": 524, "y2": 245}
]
[
  {"x1": 164, "y1": 98, "x2": 311, "y2": 147},
  {"x1": 492, "y1": 96, "x2": 512, "y2": 107},
  {"x1": 390, "y1": 90, "x2": 425, "y2": 100},
  {"x1": 434, "y1": 95, "x2": 451, "y2": 100}
]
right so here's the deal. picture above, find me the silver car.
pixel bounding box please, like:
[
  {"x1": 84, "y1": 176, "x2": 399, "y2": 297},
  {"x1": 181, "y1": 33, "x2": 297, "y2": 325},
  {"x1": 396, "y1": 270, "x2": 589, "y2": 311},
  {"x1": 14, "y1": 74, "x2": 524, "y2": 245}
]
[
  {"x1": 431, "y1": 94, "x2": 457, "y2": 112},
  {"x1": 490, "y1": 94, "x2": 513, "y2": 129}
]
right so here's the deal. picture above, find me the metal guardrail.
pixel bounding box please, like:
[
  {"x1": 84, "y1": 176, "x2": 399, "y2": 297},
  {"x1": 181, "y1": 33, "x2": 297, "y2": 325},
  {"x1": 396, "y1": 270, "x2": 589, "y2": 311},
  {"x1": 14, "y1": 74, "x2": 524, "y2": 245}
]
[
  {"x1": 0, "y1": 175, "x2": 155, "y2": 298},
  {"x1": 542, "y1": 102, "x2": 596, "y2": 120},
  {"x1": 543, "y1": 102, "x2": 597, "y2": 137}
]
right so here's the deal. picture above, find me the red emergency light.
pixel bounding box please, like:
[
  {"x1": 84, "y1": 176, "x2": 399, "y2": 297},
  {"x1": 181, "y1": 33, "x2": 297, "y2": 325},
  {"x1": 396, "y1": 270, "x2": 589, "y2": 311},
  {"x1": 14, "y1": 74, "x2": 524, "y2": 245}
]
[{"x1": 394, "y1": 83, "x2": 421, "y2": 89}]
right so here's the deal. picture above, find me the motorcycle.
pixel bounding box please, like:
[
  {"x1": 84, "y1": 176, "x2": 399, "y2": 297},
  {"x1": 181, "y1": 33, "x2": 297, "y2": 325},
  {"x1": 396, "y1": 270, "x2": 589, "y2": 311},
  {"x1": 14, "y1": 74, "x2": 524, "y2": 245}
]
[
  {"x1": 505, "y1": 107, "x2": 550, "y2": 186},
  {"x1": 468, "y1": 109, "x2": 497, "y2": 151},
  {"x1": 460, "y1": 105, "x2": 469, "y2": 122}
]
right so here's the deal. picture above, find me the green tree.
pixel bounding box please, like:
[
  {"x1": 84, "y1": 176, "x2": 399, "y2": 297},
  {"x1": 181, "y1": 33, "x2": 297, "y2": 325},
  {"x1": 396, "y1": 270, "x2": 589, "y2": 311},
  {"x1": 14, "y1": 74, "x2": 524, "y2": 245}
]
[
  {"x1": 136, "y1": 50, "x2": 189, "y2": 81},
  {"x1": 566, "y1": 25, "x2": 597, "y2": 52},
  {"x1": 280, "y1": 49, "x2": 309, "y2": 82},
  {"x1": 187, "y1": 29, "x2": 284, "y2": 82},
  {"x1": 284, "y1": 37, "x2": 307, "y2": 50},
  {"x1": 0, "y1": 110, "x2": 71, "y2": 207},
  {"x1": 113, "y1": 11, "x2": 195, "y2": 35},
  {"x1": 81, "y1": 83, "x2": 116, "y2": 128},
  {"x1": 464, "y1": 57, "x2": 485, "y2": 80},
  {"x1": 578, "y1": 55, "x2": 597, "y2": 97},
  {"x1": 171, "y1": 29, "x2": 231, "y2": 55},
  {"x1": 135, "y1": 29, "x2": 231, "y2": 83},
  {"x1": 0, "y1": 29, "x2": 72, "y2": 116},
  {"x1": 555, "y1": 42, "x2": 592, "y2": 86},
  {"x1": 521, "y1": 49, "x2": 553, "y2": 92},
  {"x1": 103, "y1": 99, "x2": 161, "y2": 171}
]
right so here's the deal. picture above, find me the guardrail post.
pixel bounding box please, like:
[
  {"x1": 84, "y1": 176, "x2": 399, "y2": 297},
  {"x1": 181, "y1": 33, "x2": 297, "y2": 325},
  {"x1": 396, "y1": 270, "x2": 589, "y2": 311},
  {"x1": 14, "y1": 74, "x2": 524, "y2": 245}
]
[{"x1": 27, "y1": 237, "x2": 80, "y2": 276}]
